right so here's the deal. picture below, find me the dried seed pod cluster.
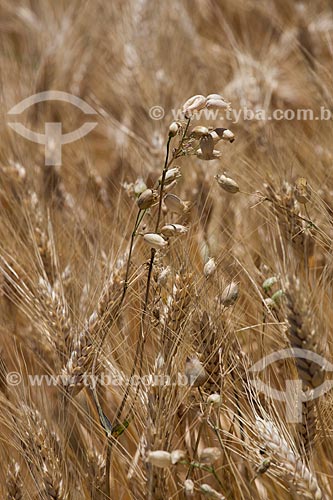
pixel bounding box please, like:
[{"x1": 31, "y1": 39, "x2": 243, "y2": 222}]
[
  {"x1": 136, "y1": 92, "x2": 235, "y2": 261},
  {"x1": 188, "y1": 125, "x2": 235, "y2": 161}
]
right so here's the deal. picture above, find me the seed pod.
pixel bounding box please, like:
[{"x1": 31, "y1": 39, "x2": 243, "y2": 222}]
[
  {"x1": 221, "y1": 128, "x2": 235, "y2": 142},
  {"x1": 163, "y1": 180, "x2": 178, "y2": 193},
  {"x1": 206, "y1": 96, "x2": 230, "y2": 110},
  {"x1": 197, "y1": 149, "x2": 222, "y2": 160},
  {"x1": 137, "y1": 189, "x2": 158, "y2": 209},
  {"x1": 204, "y1": 258, "x2": 216, "y2": 278},
  {"x1": 161, "y1": 224, "x2": 188, "y2": 237},
  {"x1": 200, "y1": 484, "x2": 225, "y2": 499},
  {"x1": 262, "y1": 276, "x2": 278, "y2": 291},
  {"x1": 200, "y1": 134, "x2": 214, "y2": 159},
  {"x1": 169, "y1": 121, "x2": 181, "y2": 137},
  {"x1": 206, "y1": 93, "x2": 226, "y2": 100},
  {"x1": 184, "y1": 479, "x2": 195, "y2": 496},
  {"x1": 182, "y1": 94, "x2": 207, "y2": 118},
  {"x1": 271, "y1": 289, "x2": 284, "y2": 303},
  {"x1": 199, "y1": 447, "x2": 222, "y2": 464},
  {"x1": 143, "y1": 233, "x2": 168, "y2": 249},
  {"x1": 147, "y1": 450, "x2": 172, "y2": 468},
  {"x1": 220, "y1": 281, "x2": 238, "y2": 307},
  {"x1": 209, "y1": 130, "x2": 221, "y2": 145},
  {"x1": 190, "y1": 126, "x2": 209, "y2": 139},
  {"x1": 264, "y1": 298, "x2": 276, "y2": 309},
  {"x1": 171, "y1": 449, "x2": 186, "y2": 464},
  {"x1": 164, "y1": 193, "x2": 188, "y2": 214},
  {"x1": 214, "y1": 128, "x2": 235, "y2": 143},
  {"x1": 185, "y1": 356, "x2": 208, "y2": 387},
  {"x1": 133, "y1": 178, "x2": 147, "y2": 195},
  {"x1": 162, "y1": 167, "x2": 181, "y2": 185},
  {"x1": 207, "y1": 393, "x2": 221, "y2": 406},
  {"x1": 215, "y1": 174, "x2": 239, "y2": 193}
]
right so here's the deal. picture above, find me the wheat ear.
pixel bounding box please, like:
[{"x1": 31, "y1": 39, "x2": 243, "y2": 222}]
[
  {"x1": 256, "y1": 417, "x2": 323, "y2": 499},
  {"x1": 286, "y1": 278, "x2": 324, "y2": 456},
  {"x1": 22, "y1": 405, "x2": 65, "y2": 499},
  {"x1": 6, "y1": 461, "x2": 23, "y2": 500}
]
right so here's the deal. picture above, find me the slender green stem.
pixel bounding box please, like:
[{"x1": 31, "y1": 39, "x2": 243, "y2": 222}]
[
  {"x1": 127, "y1": 136, "x2": 173, "y2": 398},
  {"x1": 102, "y1": 119, "x2": 191, "y2": 494},
  {"x1": 211, "y1": 467, "x2": 225, "y2": 491},
  {"x1": 113, "y1": 136, "x2": 172, "y2": 426},
  {"x1": 104, "y1": 440, "x2": 112, "y2": 497},
  {"x1": 125, "y1": 119, "x2": 192, "y2": 421},
  {"x1": 186, "y1": 418, "x2": 204, "y2": 479},
  {"x1": 155, "y1": 136, "x2": 171, "y2": 231},
  {"x1": 121, "y1": 208, "x2": 144, "y2": 302},
  {"x1": 182, "y1": 117, "x2": 191, "y2": 141},
  {"x1": 91, "y1": 206, "x2": 147, "y2": 496},
  {"x1": 181, "y1": 460, "x2": 224, "y2": 491},
  {"x1": 90, "y1": 207, "x2": 146, "y2": 438}
]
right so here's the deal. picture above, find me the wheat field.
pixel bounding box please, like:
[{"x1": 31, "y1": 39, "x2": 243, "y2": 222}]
[{"x1": 1, "y1": 1, "x2": 333, "y2": 499}]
